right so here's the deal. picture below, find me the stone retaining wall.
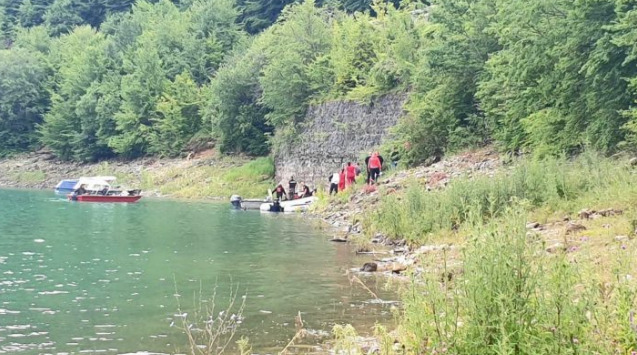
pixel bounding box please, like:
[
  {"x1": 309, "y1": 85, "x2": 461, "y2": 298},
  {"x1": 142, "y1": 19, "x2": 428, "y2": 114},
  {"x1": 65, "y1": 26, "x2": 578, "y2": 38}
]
[{"x1": 275, "y1": 95, "x2": 406, "y2": 186}]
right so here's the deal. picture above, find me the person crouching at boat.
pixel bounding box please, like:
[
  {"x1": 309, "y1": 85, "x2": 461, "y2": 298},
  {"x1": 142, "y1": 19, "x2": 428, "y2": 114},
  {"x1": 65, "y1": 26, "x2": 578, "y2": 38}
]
[
  {"x1": 274, "y1": 184, "x2": 286, "y2": 201},
  {"x1": 300, "y1": 182, "x2": 312, "y2": 198}
]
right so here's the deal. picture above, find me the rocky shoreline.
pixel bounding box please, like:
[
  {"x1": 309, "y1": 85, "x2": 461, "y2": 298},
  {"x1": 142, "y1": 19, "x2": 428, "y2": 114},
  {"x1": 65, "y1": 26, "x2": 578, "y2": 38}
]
[{"x1": 313, "y1": 147, "x2": 502, "y2": 276}]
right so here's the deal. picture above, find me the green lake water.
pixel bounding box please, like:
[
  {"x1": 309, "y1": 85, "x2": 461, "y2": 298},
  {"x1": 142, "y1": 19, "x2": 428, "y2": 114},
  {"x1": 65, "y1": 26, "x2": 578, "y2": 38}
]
[{"x1": 0, "y1": 189, "x2": 397, "y2": 354}]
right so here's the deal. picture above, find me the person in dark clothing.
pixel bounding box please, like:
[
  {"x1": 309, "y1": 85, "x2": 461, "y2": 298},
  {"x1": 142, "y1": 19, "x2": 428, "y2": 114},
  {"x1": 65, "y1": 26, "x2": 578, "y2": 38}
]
[
  {"x1": 288, "y1": 176, "x2": 297, "y2": 200},
  {"x1": 390, "y1": 148, "x2": 400, "y2": 169},
  {"x1": 274, "y1": 184, "x2": 286, "y2": 201},
  {"x1": 300, "y1": 183, "x2": 312, "y2": 197},
  {"x1": 74, "y1": 185, "x2": 87, "y2": 195}
]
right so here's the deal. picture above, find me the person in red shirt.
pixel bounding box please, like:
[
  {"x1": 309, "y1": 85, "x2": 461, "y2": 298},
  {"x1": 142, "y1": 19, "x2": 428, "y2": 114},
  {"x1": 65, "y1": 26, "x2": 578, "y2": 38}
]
[
  {"x1": 338, "y1": 168, "x2": 346, "y2": 191},
  {"x1": 345, "y1": 162, "x2": 356, "y2": 187},
  {"x1": 367, "y1": 152, "x2": 382, "y2": 184}
]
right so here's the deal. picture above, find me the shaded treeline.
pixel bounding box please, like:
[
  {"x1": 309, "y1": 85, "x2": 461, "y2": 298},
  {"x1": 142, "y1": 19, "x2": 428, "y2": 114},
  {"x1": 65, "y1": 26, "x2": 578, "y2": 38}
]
[{"x1": 0, "y1": 0, "x2": 636, "y2": 162}]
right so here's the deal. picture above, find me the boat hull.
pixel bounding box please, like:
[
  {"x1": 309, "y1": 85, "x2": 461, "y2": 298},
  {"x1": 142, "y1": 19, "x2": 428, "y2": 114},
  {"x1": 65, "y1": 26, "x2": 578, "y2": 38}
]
[
  {"x1": 68, "y1": 195, "x2": 142, "y2": 203},
  {"x1": 55, "y1": 188, "x2": 76, "y2": 194},
  {"x1": 241, "y1": 200, "x2": 266, "y2": 210},
  {"x1": 260, "y1": 196, "x2": 317, "y2": 213}
]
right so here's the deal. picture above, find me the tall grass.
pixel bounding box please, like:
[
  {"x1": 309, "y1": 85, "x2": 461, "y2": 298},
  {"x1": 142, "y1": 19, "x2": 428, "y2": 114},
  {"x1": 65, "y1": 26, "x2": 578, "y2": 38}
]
[
  {"x1": 399, "y1": 209, "x2": 637, "y2": 354},
  {"x1": 366, "y1": 153, "x2": 637, "y2": 243}
]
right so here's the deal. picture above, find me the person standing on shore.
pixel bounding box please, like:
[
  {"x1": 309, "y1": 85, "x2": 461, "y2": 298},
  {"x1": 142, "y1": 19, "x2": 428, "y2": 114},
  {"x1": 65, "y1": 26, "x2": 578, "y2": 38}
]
[
  {"x1": 368, "y1": 152, "x2": 383, "y2": 184},
  {"x1": 329, "y1": 171, "x2": 340, "y2": 195},
  {"x1": 338, "y1": 168, "x2": 346, "y2": 192},
  {"x1": 345, "y1": 162, "x2": 356, "y2": 187}
]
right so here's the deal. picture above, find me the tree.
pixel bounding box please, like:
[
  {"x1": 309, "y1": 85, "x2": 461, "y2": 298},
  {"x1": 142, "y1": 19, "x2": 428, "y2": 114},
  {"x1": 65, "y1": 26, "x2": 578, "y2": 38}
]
[
  {"x1": 478, "y1": 0, "x2": 635, "y2": 155},
  {"x1": 613, "y1": 0, "x2": 637, "y2": 150},
  {"x1": 43, "y1": 0, "x2": 83, "y2": 36},
  {"x1": 397, "y1": 0, "x2": 499, "y2": 163},
  {"x1": 0, "y1": 48, "x2": 50, "y2": 152},
  {"x1": 259, "y1": 0, "x2": 332, "y2": 129},
  {"x1": 205, "y1": 48, "x2": 272, "y2": 155},
  {"x1": 109, "y1": 44, "x2": 166, "y2": 157},
  {"x1": 237, "y1": 0, "x2": 298, "y2": 34},
  {"x1": 149, "y1": 72, "x2": 204, "y2": 156},
  {"x1": 40, "y1": 26, "x2": 114, "y2": 160}
]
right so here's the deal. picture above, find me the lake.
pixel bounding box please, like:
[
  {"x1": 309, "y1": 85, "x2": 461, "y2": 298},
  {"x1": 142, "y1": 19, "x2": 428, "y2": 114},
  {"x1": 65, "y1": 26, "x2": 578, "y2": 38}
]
[{"x1": 0, "y1": 189, "x2": 397, "y2": 354}]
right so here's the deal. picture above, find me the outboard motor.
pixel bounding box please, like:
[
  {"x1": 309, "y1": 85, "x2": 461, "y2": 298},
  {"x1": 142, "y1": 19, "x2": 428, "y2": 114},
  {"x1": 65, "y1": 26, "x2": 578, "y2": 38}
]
[{"x1": 230, "y1": 195, "x2": 242, "y2": 209}]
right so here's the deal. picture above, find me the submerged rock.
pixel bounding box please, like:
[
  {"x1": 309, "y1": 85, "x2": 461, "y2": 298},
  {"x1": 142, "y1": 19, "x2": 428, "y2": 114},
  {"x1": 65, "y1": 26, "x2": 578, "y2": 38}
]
[{"x1": 360, "y1": 262, "x2": 378, "y2": 272}]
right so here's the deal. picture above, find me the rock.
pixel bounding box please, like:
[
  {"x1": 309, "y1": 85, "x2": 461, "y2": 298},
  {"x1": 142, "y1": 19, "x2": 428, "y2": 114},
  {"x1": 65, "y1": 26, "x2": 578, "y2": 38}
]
[
  {"x1": 598, "y1": 208, "x2": 623, "y2": 217},
  {"x1": 526, "y1": 222, "x2": 540, "y2": 229},
  {"x1": 360, "y1": 262, "x2": 378, "y2": 272},
  {"x1": 566, "y1": 222, "x2": 587, "y2": 235},
  {"x1": 578, "y1": 209, "x2": 592, "y2": 219},
  {"x1": 630, "y1": 157, "x2": 637, "y2": 166},
  {"x1": 376, "y1": 262, "x2": 408, "y2": 273},
  {"x1": 546, "y1": 242, "x2": 564, "y2": 253},
  {"x1": 615, "y1": 235, "x2": 629, "y2": 242}
]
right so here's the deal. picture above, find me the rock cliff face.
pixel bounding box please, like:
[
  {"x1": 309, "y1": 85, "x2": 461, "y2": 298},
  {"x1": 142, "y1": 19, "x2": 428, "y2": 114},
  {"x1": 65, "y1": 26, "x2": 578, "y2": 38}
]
[{"x1": 275, "y1": 95, "x2": 406, "y2": 186}]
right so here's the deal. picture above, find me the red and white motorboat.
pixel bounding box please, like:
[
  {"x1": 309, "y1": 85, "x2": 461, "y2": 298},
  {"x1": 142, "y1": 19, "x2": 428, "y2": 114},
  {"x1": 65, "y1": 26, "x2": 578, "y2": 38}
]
[
  {"x1": 70, "y1": 194, "x2": 142, "y2": 203},
  {"x1": 67, "y1": 176, "x2": 142, "y2": 203}
]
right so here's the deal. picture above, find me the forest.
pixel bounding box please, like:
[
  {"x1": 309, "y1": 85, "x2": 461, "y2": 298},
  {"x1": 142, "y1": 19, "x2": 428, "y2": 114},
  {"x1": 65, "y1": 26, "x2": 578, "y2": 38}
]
[{"x1": 0, "y1": 0, "x2": 636, "y2": 163}]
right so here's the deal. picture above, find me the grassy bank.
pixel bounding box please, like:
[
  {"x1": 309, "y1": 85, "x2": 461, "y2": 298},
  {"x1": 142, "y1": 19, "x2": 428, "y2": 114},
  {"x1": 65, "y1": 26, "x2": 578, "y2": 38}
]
[
  {"x1": 365, "y1": 153, "x2": 637, "y2": 244},
  {"x1": 135, "y1": 156, "x2": 275, "y2": 199},
  {"x1": 360, "y1": 153, "x2": 637, "y2": 353}
]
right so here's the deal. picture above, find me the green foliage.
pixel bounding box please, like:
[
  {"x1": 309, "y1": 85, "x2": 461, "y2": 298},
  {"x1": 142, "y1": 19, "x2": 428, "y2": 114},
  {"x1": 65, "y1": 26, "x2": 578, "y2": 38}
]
[
  {"x1": 237, "y1": 0, "x2": 298, "y2": 34},
  {"x1": 206, "y1": 48, "x2": 272, "y2": 155},
  {"x1": 405, "y1": 211, "x2": 598, "y2": 353},
  {"x1": 478, "y1": 0, "x2": 635, "y2": 155},
  {"x1": 146, "y1": 156, "x2": 275, "y2": 198},
  {"x1": 35, "y1": 0, "x2": 245, "y2": 160},
  {"x1": 44, "y1": 0, "x2": 83, "y2": 36},
  {"x1": 0, "y1": 47, "x2": 50, "y2": 152},
  {"x1": 330, "y1": 12, "x2": 376, "y2": 94},
  {"x1": 392, "y1": 0, "x2": 498, "y2": 164},
  {"x1": 40, "y1": 26, "x2": 114, "y2": 161},
  {"x1": 259, "y1": 0, "x2": 332, "y2": 128},
  {"x1": 149, "y1": 72, "x2": 203, "y2": 157},
  {"x1": 4, "y1": 0, "x2": 637, "y2": 162}
]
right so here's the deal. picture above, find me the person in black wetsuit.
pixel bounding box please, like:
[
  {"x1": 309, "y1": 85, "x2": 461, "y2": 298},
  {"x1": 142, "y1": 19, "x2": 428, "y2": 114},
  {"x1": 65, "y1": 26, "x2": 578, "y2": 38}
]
[{"x1": 288, "y1": 177, "x2": 297, "y2": 200}]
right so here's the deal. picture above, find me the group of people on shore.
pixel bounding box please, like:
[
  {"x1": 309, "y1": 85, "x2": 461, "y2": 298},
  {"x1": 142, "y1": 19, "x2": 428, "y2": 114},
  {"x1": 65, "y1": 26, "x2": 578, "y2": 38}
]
[
  {"x1": 329, "y1": 151, "x2": 384, "y2": 195},
  {"x1": 270, "y1": 151, "x2": 387, "y2": 199}
]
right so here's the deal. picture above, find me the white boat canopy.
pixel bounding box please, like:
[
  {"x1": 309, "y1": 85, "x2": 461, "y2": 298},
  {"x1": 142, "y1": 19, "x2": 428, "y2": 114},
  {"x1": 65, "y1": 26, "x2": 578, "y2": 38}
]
[{"x1": 72, "y1": 176, "x2": 117, "y2": 191}]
